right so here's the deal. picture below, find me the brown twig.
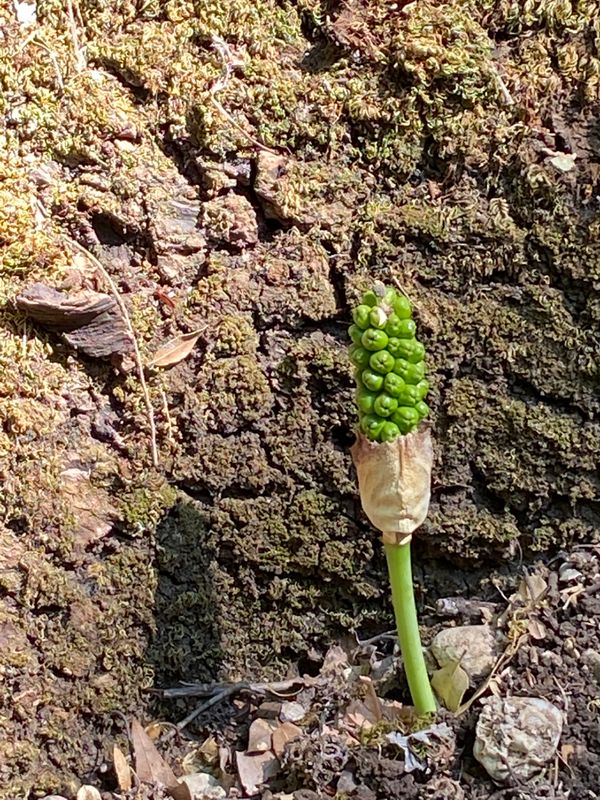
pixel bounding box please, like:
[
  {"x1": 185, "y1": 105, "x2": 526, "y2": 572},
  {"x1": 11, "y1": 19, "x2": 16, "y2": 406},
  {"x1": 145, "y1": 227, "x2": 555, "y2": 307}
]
[
  {"x1": 160, "y1": 676, "x2": 312, "y2": 740},
  {"x1": 62, "y1": 236, "x2": 159, "y2": 468}
]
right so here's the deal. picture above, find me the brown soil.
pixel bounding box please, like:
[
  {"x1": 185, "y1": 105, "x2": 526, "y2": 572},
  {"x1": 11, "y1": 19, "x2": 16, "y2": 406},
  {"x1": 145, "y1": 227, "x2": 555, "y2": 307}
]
[{"x1": 0, "y1": 0, "x2": 599, "y2": 797}]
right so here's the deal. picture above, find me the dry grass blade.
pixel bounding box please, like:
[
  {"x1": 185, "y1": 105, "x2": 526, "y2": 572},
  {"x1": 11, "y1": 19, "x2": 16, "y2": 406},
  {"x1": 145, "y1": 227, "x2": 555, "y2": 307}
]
[
  {"x1": 148, "y1": 329, "x2": 204, "y2": 368},
  {"x1": 62, "y1": 236, "x2": 159, "y2": 467}
]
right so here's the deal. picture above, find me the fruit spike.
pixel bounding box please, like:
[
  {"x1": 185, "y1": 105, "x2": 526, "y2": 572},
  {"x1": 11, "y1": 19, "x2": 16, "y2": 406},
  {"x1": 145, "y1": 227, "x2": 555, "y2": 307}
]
[{"x1": 349, "y1": 284, "x2": 429, "y2": 442}]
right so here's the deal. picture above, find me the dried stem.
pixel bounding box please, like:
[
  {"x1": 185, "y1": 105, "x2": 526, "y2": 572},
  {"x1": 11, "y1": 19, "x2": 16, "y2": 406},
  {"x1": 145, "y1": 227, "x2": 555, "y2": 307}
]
[{"x1": 62, "y1": 236, "x2": 159, "y2": 468}]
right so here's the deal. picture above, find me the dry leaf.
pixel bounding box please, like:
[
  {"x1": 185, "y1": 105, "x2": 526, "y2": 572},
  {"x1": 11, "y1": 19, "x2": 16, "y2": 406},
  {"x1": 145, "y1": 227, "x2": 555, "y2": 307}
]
[
  {"x1": 147, "y1": 329, "x2": 203, "y2": 368},
  {"x1": 131, "y1": 718, "x2": 178, "y2": 787},
  {"x1": 351, "y1": 428, "x2": 433, "y2": 544},
  {"x1": 560, "y1": 743, "x2": 575, "y2": 762},
  {"x1": 431, "y1": 660, "x2": 469, "y2": 712},
  {"x1": 145, "y1": 721, "x2": 165, "y2": 740},
  {"x1": 113, "y1": 744, "x2": 132, "y2": 791},
  {"x1": 516, "y1": 574, "x2": 548, "y2": 605}
]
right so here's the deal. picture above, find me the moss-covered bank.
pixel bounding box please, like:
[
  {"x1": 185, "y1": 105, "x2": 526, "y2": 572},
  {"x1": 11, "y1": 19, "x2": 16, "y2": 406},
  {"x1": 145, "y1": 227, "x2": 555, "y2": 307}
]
[{"x1": 1, "y1": 0, "x2": 599, "y2": 794}]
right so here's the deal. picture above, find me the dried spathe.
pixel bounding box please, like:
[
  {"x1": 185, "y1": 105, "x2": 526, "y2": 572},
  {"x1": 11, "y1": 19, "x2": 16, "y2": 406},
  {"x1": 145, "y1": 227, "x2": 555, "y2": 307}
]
[{"x1": 350, "y1": 427, "x2": 433, "y2": 544}]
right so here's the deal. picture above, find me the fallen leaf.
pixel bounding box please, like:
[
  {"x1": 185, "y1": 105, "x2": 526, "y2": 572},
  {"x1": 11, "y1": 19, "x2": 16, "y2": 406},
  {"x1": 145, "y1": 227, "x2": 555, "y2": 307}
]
[
  {"x1": 560, "y1": 743, "x2": 575, "y2": 762},
  {"x1": 147, "y1": 329, "x2": 203, "y2": 368},
  {"x1": 131, "y1": 718, "x2": 178, "y2": 787},
  {"x1": 431, "y1": 660, "x2": 469, "y2": 712},
  {"x1": 145, "y1": 721, "x2": 165, "y2": 740},
  {"x1": 113, "y1": 744, "x2": 132, "y2": 791},
  {"x1": 517, "y1": 574, "x2": 548, "y2": 605},
  {"x1": 321, "y1": 645, "x2": 349, "y2": 674}
]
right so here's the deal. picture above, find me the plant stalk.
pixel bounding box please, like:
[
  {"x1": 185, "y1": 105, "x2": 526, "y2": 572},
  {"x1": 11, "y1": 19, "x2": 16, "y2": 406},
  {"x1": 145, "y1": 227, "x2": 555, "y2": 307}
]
[{"x1": 384, "y1": 541, "x2": 437, "y2": 714}]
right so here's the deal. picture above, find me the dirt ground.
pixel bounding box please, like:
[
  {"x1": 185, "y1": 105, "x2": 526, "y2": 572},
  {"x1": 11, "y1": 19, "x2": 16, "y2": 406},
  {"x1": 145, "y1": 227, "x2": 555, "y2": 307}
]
[{"x1": 1, "y1": 0, "x2": 599, "y2": 797}]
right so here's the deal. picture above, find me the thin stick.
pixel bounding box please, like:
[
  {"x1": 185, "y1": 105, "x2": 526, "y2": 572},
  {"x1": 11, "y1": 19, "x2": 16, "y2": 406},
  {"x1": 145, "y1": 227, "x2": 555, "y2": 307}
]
[
  {"x1": 62, "y1": 236, "x2": 159, "y2": 467},
  {"x1": 160, "y1": 677, "x2": 308, "y2": 700},
  {"x1": 165, "y1": 688, "x2": 235, "y2": 739},
  {"x1": 65, "y1": 0, "x2": 86, "y2": 72}
]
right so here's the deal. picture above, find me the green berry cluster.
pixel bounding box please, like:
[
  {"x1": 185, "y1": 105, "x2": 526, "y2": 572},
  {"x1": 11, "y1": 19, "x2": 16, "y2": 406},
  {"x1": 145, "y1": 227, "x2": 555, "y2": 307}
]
[{"x1": 348, "y1": 285, "x2": 429, "y2": 443}]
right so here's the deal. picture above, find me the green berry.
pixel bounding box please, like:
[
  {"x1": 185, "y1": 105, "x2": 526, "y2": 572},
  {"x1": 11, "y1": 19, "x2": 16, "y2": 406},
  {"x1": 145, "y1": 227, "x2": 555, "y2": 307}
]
[
  {"x1": 361, "y1": 369, "x2": 384, "y2": 392},
  {"x1": 380, "y1": 421, "x2": 400, "y2": 442},
  {"x1": 394, "y1": 360, "x2": 425, "y2": 384},
  {"x1": 362, "y1": 290, "x2": 378, "y2": 307},
  {"x1": 408, "y1": 341, "x2": 426, "y2": 363},
  {"x1": 385, "y1": 314, "x2": 407, "y2": 338},
  {"x1": 393, "y1": 295, "x2": 412, "y2": 319},
  {"x1": 392, "y1": 339, "x2": 415, "y2": 360},
  {"x1": 361, "y1": 328, "x2": 389, "y2": 351},
  {"x1": 416, "y1": 401, "x2": 430, "y2": 418},
  {"x1": 348, "y1": 324, "x2": 364, "y2": 345},
  {"x1": 386, "y1": 337, "x2": 402, "y2": 357},
  {"x1": 383, "y1": 372, "x2": 405, "y2": 397},
  {"x1": 415, "y1": 379, "x2": 430, "y2": 400},
  {"x1": 369, "y1": 307, "x2": 388, "y2": 329},
  {"x1": 394, "y1": 319, "x2": 416, "y2": 339},
  {"x1": 374, "y1": 393, "x2": 398, "y2": 417},
  {"x1": 349, "y1": 285, "x2": 428, "y2": 438},
  {"x1": 369, "y1": 350, "x2": 395, "y2": 374},
  {"x1": 391, "y1": 406, "x2": 420, "y2": 433},
  {"x1": 356, "y1": 388, "x2": 378, "y2": 414},
  {"x1": 361, "y1": 414, "x2": 385, "y2": 439},
  {"x1": 353, "y1": 305, "x2": 372, "y2": 329},
  {"x1": 349, "y1": 345, "x2": 371, "y2": 369},
  {"x1": 396, "y1": 385, "x2": 420, "y2": 406}
]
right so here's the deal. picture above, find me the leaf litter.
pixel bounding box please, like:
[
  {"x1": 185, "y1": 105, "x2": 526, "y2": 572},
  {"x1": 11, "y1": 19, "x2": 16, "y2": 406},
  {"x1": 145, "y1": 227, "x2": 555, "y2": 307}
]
[{"x1": 73, "y1": 550, "x2": 599, "y2": 798}]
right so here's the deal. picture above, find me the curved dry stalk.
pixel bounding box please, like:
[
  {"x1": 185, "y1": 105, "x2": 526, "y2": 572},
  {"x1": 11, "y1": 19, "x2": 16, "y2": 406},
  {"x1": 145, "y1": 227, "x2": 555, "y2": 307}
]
[{"x1": 62, "y1": 236, "x2": 159, "y2": 468}]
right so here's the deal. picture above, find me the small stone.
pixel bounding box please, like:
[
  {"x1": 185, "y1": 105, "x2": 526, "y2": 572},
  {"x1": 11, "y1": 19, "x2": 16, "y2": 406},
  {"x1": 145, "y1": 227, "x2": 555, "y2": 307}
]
[
  {"x1": 272, "y1": 721, "x2": 303, "y2": 757},
  {"x1": 179, "y1": 772, "x2": 226, "y2": 799},
  {"x1": 582, "y1": 650, "x2": 600, "y2": 682},
  {"x1": 76, "y1": 788, "x2": 102, "y2": 800},
  {"x1": 257, "y1": 701, "x2": 282, "y2": 719},
  {"x1": 423, "y1": 775, "x2": 465, "y2": 800},
  {"x1": 337, "y1": 770, "x2": 358, "y2": 793},
  {"x1": 474, "y1": 696, "x2": 563, "y2": 782},
  {"x1": 40, "y1": 796, "x2": 68, "y2": 800},
  {"x1": 280, "y1": 701, "x2": 305, "y2": 723},
  {"x1": 431, "y1": 625, "x2": 498, "y2": 681},
  {"x1": 247, "y1": 718, "x2": 277, "y2": 753},
  {"x1": 236, "y1": 750, "x2": 280, "y2": 796}
]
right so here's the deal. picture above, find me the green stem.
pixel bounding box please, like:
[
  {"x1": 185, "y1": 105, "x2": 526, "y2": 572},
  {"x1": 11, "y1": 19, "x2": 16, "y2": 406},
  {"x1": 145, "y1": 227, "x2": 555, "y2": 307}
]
[{"x1": 384, "y1": 541, "x2": 437, "y2": 715}]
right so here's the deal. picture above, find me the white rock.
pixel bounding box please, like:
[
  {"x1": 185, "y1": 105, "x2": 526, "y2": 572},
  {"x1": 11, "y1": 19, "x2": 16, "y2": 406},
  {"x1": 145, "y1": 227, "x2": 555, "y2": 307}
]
[
  {"x1": 279, "y1": 701, "x2": 305, "y2": 723},
  {"x1": 76, "y1": 789, "x2": 102, "y2": 800},
  {"x1": 474, "y1": 696, "x2": 563, "y2": 782},
  {"x1": 179, "y1": 772, "x2": 226, "y2": 799},
  {"x1": 430, "y1": 625, "x2": 498, "y2": 681}
]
